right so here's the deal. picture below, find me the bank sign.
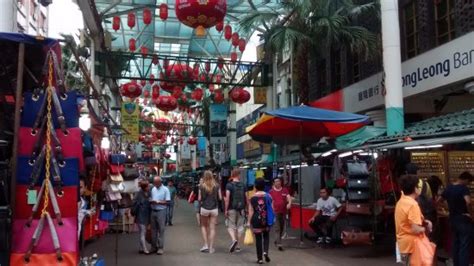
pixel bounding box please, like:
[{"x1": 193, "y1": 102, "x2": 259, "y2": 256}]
[{"x1": 344, "y1": 32, "x2": 474, "y2": 113}]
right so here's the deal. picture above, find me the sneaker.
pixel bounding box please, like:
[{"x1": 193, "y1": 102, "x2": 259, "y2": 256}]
[
  {"x1": 325, "y1": 237, "x2": 332, "y2": 244},
  {"x1": 209, "y1": 248, "x2": 215, "y2": 254},
  {"x1": 316, "y1": 237, "x2": 324, "y2": 244},
  {"x1": 264, "y1": 253, "x2": 271, "y2": 262},
  {"x1": 200, "y1": 246, "x2": 209, "y2": 253},
  {"x1": 156, "y1": 249, "x2": 164, "y2": 255},
  {"x1": 235, "y1": 247, "x2": 241, "y2": 253},
  {"x1": 229, "y1": 240, "x2": 238, "y2": 253}
]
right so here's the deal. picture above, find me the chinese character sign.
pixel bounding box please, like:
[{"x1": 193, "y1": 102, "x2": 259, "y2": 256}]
[{"x1": 121, "y1": 102, "x2": 139, "y2": 142}]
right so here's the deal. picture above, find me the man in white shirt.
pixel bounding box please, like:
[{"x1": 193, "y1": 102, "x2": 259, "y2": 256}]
[
  {"x1": 150, "y1": 176, "x2": 170, "y2": 255},
  {"x1": 308, "y1": 187, "x2": 342, "y2": 244}
]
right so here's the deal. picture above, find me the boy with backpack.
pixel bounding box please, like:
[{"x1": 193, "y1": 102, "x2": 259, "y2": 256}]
[{"x1": 225, "y1": 169, "x2": 247, "y2": 253}]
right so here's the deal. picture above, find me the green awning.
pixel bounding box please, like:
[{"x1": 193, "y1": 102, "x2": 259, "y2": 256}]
[{"x1": 335, "y1": 126, "x2": 386, "y2": 150}]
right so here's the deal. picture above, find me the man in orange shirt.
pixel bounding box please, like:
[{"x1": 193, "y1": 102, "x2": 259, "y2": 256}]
[{"x1": 395, "y1": 175, "x2": 432, "y2": 264}]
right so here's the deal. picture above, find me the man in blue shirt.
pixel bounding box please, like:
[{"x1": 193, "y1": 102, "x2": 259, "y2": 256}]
[{"x1": 150, "y1": 176, "x2": 171, "y2": 255}]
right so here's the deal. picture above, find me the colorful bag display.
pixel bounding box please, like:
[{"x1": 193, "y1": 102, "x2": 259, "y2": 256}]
[
  {"x1": 11, "y1": 218, "x2": 78, "y2": 254},
  {"x1": 109, "y1": 154, "x2": 126, "y2": 164},
  {"x1": 123, "y1": 167, "x2": 139, "y2": 180},
  {"x1": 109, "y1": 164, "x2": 124, "y2": 174},
  {"x1": 16, "y1": 157, "x2": 79, "y2": 187}
]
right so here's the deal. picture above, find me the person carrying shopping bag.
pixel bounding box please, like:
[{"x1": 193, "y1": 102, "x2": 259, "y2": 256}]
[{"x1": 248, "y1": 179, "x2": 274, "y2": 264}]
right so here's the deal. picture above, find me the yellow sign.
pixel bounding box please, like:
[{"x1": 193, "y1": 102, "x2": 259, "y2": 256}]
[
  {"x1": 254, "y1": 87, "x2": 267, "y2": 104},
  {"x1": 121, "y1": 102, "x2": 140, "y2": 142}
]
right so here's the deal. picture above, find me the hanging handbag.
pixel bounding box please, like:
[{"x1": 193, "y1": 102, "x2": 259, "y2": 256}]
[
  {"x1": 82, "y1": 131, "x2": 94, "y2": 157},
  {"x1": 347, "y1": 178, "x2": 369, "y2": 189},
  {"x1": 14, "y1": 185, "x2": 78, "y2": 220},
  {"x1": 109, "y1": 164, "x2": 124, "y2": 174},
  {"x1": 125, "y1": 151, "x2": 137, "y2": 164},
  {"x1": 347, "y1": 161, "x2": 369, "y2": 176},
  {"x1": 410, "y1": 234, "x2": 436, "y2": 266},
  {"x1": 109, "y1": 173, "x2": 124, "y2": 183},
  {"x1": 122, "y1": 179, "x2": 139, "y2": 193},
  {"x1": 347, "y1": 189, "x2": 371, "y2": 201},
  {"x1": 123, "y1": 166, "x2": 139, "y2": 181},
  {"x1": 108, "y1": 182, "x2": 125, "y2": 193},
  {"x1": 341, "y1": 229, "x2": 373, "y2": 245},
  {"x1": 265, "y1": 194, "x2": 275, "y2": 226},
  {"x1": 336, "y1": 177, "x2": 347, "y2": 188},
  {"x1": 345, "y1": 203, "x2": 371, "y2": 215},
  {"x1": 11, "y1": 218, "x2": 78, "y2": 254},
  {"x1": 10, "y1": 252, "x2": 78, "y2": 266},
  {"x1": 109, "y1": 154, "x2": 126, "y2": 164}
]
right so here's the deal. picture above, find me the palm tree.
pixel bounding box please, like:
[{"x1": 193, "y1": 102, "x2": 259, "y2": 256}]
[{"x1": 240, "y1": 0, "x2": 380, "y2": 103}]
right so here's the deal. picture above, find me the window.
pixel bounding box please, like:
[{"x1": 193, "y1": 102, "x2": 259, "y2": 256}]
[
  {"x1": 352, "y1": 53, "x2": 360, "y2": 83},
  {"x1": 435, "y1": 0, "x2": 456, "y2": 45},
  {"x1": 404, "y1": 1, "x2": 419, "y2": 58}
]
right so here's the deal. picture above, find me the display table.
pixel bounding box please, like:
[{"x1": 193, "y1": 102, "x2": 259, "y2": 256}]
[{"x1": 290, "y1": 204, "x2": 316, "y2": 232}]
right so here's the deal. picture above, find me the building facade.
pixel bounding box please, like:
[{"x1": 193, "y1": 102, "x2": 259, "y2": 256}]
[
  {"x1": 0, "y1": 0, "x2": 48, "y2": 35},
  {"x1": 309, "y1": 0, "x2": 473, "y2": 125}
]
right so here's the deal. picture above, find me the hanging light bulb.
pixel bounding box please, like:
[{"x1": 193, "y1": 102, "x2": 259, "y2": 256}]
[
  {"x1": 79, "y1": 106, "x2": 91, "y2": 131},
  {"x1": 101, "y1": 130, "x2": 110, "y2": 149}
]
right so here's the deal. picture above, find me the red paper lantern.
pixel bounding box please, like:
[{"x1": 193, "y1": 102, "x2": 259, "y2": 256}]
[
  {"x1": 143, "y1": 90, "x2": 150, "y2": 98},
  {"x1": 193, "y1": 63, "x2": 200, "y2": 78},
  {"x1": 215, "y1": 21, "x2": 224, "y2": 32},
  {"x1": 191, "y1": 88, "x2": 204, "y2": 101},
  {"x1": 152, "y1": 55, "x2": 159, "y2": 65},
  {"x1": 154, "y1": 118, "x2": 172, "y2": 131},
  {"x1": 224, "y1": 24, "x2": 232, "y2": 40},
  {"x1": 230, "y1": 87, "x2": 250, "y2": 105},
  {"x1": 164, "y1": 153, "x2": 171, "y2": 159},
  {"x1": 238, "y1": 38, "x2": 246, "y2": 52},
  {"x1": 230, "y1": 51, "x2": 238, "y2": 63},
  {"x1": 155, "y1": 95, "x2": 177, "y2": 112},
  {"x1": 159, "y1": 3, "x2": 168, "y2": 20},
  {"x1": 149, "y1": 74, "x2": 155, "y2": 84},
  {"x1": 209, "y1": 84, "x2": 215, "y2": 92},
  {"x1": 187, "y1": 137, "x2": 197, "y2": 145},
  {"x1": 179, "y1": 138, "x2": 184, "y2": 145},
  {"x1": 159, "y1": 64, "x2": 194, "y2": 92},
  {"x1": 152, "y1": 84, "x2": 160, "y2": 100},
  {"x1": 140, "y1": 46, "x2": 149, "y2": 55},
  {"x1": 143, "y1": 8, "x2": 152, "y2": 25},
  {"x1": 140, "y1": 80, "x2": 147, "y2": 87},
  {"x1": 175, "y1": 0, "x2": 227, "y2": 37},
  {"x1": 205, "y1": 62, "x2": 211, "y2": 73},
  {"x1": 172, "y1": 86, "x2": 183, "y2": 98},
  {"x1": 112, "y1": 16, "x2": 120, "y2": 31},
  {"x1": 214, "y1": 90, "x2": 224, "y2": 103},
  {"x1": 215, "y1": 74, "x2": 223, "y2": 84},
  {"x1": 127, "y1": 12, "x2": 136, "y2": 29},
  {"x1": 129, "y1": 38, "x2": 136, "y2": 52},
  {"x1": 217, "y1": 57, "x2": 224, "y2": 70},
  {"x1": 231, "y1": 32, "x2": 239, "y2": 47},
  {"x1": 120, "y1": 82, "x2": 142, "y2": 99}
]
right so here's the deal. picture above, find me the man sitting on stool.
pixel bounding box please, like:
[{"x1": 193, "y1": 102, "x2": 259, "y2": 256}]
[{"x1": 308, "y1": 187, "x2": 342, "y2": 244}]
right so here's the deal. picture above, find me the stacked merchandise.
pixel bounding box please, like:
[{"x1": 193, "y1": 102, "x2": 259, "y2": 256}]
[
  {"x1": 341, "y1": 161, "x2": 373, "y2": 245},
  {"x1": 11, "y1": 51, "x2": 82, "y2": 265}
]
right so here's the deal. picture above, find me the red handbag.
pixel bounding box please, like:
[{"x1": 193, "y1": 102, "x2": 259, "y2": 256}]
[
  {"x1": 109, "y1": 164, "x2": 125, "y2": 174},
  {"x1": 11, "y1": 217, "x2": 78, "y2": 254},
  {"x1": 14, "y1": 185, "x2": 78, "y2": 220},
  {"x1": 18, "y1": 127, "x2": 85, "y2": 171},
  {"x1": 335, "y1": 177, "x2": 347, "y2": 188},
  {"x1": 10, "y1": 252, "x2": 78, "y2": 266}
]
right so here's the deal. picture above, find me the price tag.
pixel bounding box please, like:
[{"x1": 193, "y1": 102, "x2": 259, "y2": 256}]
[{"x1": 27, "y1": 190, "x2": 37, "y2": 205}]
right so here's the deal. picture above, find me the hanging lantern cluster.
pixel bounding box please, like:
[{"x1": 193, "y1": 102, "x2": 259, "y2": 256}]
[
  {"x1": 120, "y1": 82, "x2": 142, "y2": 99},
  {"x1": 155, "y1": 95, "x2": 178, "y2": 112},
  {"x1": 152, "y1": 84, "x2": 160, "y2": 103},
  {"x1": 160, "y1": 64, "x2": 195, "y2": 92},
  {"x1": 230, "y1": 87, "x2": 250, "y2": 105},
  {"x1": 175, "y1": 0, "x2": 227, "y2": 37},
  {"x1": 172, "y1": 86, "x2": 183, "y2": 99}
]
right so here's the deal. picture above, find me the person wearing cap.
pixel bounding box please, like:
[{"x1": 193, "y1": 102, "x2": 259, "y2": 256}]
[{"x1": 269, "y1": 176, "x2": 292, "y2": 251}]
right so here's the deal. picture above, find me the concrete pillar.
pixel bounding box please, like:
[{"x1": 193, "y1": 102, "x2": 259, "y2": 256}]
[
  {"x1": 381, "y1": 0, "x2": 405, "y2": 135},
  {"x1": 229, "y1": 101, "x2": 237, "y2": 166},
  {"x1": 0, "y1": 0, "x2": 17, "y2": 32}
]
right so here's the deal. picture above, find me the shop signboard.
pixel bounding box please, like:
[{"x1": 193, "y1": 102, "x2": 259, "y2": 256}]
[
  {"x1": 210, "y1": 104, "x2": 228, "y2": 144},
  {"x1": 336, "y1": 32, "x2": 474, "y2": 113},
  {"x1": 254, "y1": 87, "x2": 267, "y2": 104},
  {"x1": 121, "y1": 102, "x2": 140, "y2": 142},
  {"x1": 181, "y1": 140, "x2": 191, "y2": 159}
]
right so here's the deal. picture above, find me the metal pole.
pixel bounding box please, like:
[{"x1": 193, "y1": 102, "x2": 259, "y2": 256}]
[
  {"x1": 11, "y1": 43, "x2": 25, "y2": 208},
  {"x1": 298, "y1": 123, "x2": 304, "y2": 244},
  {"x1": 381, "y1": 0, "x2": 405, "y2": 135}
]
